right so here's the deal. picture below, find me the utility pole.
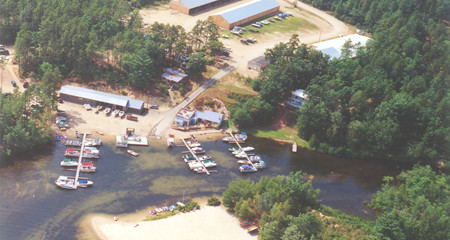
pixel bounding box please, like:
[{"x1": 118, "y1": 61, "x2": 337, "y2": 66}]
[{"x1": 0, "y1": 57, "x2": 4, "y2": 92}]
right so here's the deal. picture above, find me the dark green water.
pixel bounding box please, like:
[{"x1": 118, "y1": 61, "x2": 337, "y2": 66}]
[{"x1": 0, "y1": 136, "x2": 403, "y2": 240}]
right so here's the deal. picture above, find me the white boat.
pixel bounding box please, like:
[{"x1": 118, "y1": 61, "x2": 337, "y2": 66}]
[
  {"x1": 84, "y1": 146, "x2": 99, "y2": 154},
  {"x1": 254, "y1": 160, "x2": 266, "y2": 169},
  {"x1": 190, "y1": 147, "x2": 204, "y2": 151},
  {"x1": 234, "y1": 152, "x2": 248, "y2": 158},
  {"x1": 85, "y1": 137, "x2": 102, "y2": 146},
  {"x1": 84, "y1": 104, "x2": 92, "y2": 110},
  {"x1": 239, "y1": 164, "x2": 257, "y2": 173},
  {"x1": 78, "y1": 164, "x2": 96, "y2": 173},
  {"x1": 104, "y1": 107, "x2": 111, "y2": 114},
  {"x1": 167, "y1": 138, "x2": 175, "y2": 147},
  {"x1": 186, "y1": 140, "x2": 201, "y2": 147},
  {"x1": 235, "y1": 133, "x2": 248, "y2": 141},
  {"x1": 249, "y1": 155, "x2": 262, "y2": 162},
  {"x1": 232, "y1": 147, "x2": 254, "y2": 155},
  {"x1": 202, "y1": 160, "x2": 217, "y2": 168},
  {"x1": 237, "y1": 160, "x2": 251, "y2": 165},
  {"x1": 60, "y1": 158, "x2": 78, "y2": 167},
  {"x1": 119, "y1": 111, "x2": 125, "y2": 118},
  {"x1": 55, "y1": 176, "x2": 93, "y2": 189},
  {"x1": 113, "y1": 109, "x2": 120, "y2": 116},
  {"x1": 127, "y1": 149, "x2": 138, "y2": 157},
  {"x1": 188, "y1": 162, "x2": 203, "y2": 169}
]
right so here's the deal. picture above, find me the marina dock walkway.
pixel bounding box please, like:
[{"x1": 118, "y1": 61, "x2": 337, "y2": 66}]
[
  {"x1": 228, "y1": 133, "x2": 257, "y2": 171},
  {"x1": 74, "y1": 133, "x2": 87, "y2": 189},
  {"x1": 181, "y1": 138, "x2": 210, "y2": 176}
]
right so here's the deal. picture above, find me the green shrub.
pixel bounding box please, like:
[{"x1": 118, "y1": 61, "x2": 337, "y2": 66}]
[{"x1": 207, "y1": 196, "x2": 221, "y2": 206}]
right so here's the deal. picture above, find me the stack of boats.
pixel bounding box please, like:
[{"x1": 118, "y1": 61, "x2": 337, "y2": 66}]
[
  {"x1": 224, "y1": 133, "x2": 266, "y2": 173},
  {"x1": 55, "y1": 136, "x2": 102, "y2": 189}
]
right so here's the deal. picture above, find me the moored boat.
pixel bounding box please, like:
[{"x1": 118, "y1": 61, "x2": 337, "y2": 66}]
[
  {"x1": 254, "y1": 160, "x2": 266, "y2": 169},
  {"x1": 192, "y1": 149, "x2": 205, "y2": 154},
  {"x1": 186, "y1": 140, "x2": 201, "y2": 147},
  {"x1": 202, "y1": 160, "x2": 217, "y2": 168},
  {"x1": 84, "y1": 104, "x2": 92, "y2": 110},
  {"x1": 55, "y1": 176, "x2": 93, "y2": 189},
  {"x1": 84, "y1": 146, "x2": 99, "y2": 154},
  {"x1": 198, "y1": 155, "x2": 212, "y2": 161},
  {"x1": 60, "y1": 158, "x2": 78, "y2": 167},
  {"x1": 113, "y1": 109, "x2": 120, "y2": 117},
  {"x1": 127, "y1": 149, "x2": 138, "y2": 157},
  {"x1": 249, "y1": 154, "x2": 262, "y2": 162},
  {"x1": 234, "y1": 133, "x2": 248, "y2": 142},
  {"x1": 234, "y1": 151, "x2": 248, "y2": 158},
  {"x1": 119, "y1": 111, "x2": 125, "y2": 118},
  {"x1": 239, "y1": 164, "x2": 257, "y2": 173},
  {"x1": 104, "y1": 107, "x2": 111, "y2": 114},
  {"x1": 228, "y1": 147, "x2": 239, "y2": 152},
  {"x1": 64, "y1": 148, "x2": 100, "y2": 159}
]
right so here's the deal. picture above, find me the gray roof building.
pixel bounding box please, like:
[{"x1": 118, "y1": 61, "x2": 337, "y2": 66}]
[
  {"x1": 60, "y1": 85, "x2": 145, "y2": 113},
  {"x1": 212, "y1": 0, "x2": 280, "y2": 29}
]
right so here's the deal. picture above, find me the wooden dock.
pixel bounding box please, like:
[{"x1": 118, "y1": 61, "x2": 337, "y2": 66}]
[
  {"x1": 228, "y1": 133, "x2": 257, "y2": 171},
  {"x1": 181, "y1": 138, "x2": 210, "y2": 176},
  {"x1": 73, "y1": 133, "x2": 87, "y2": 189}
]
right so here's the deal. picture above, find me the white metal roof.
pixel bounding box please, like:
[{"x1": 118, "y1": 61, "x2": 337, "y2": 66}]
[
  {"x1": 60, "y1": 85, "x2": 144, "y2": 110},
  {"x1": 180, "y1": 0, "x2": 217, "y2": 9},
  {"x1": 214, "y1": 0, "x2": 280, "y2": 24},
  {"x1": 312, "y1": 34, "x2": 371, "y2": 59}
]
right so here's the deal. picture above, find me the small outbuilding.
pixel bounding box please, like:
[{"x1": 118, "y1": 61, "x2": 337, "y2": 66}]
[
  {"x1": 247, "y1": 56, "x2": 270, "y2": 72},
  {"x1": 211, "y1": 0, "x2": 280, "y2": 29},
  {"x1": 162, "y1": 68, "x2": 188, "y2": 84},
  {"x1": 59, "y1": 85, "x2": 145, "y2": 114}
]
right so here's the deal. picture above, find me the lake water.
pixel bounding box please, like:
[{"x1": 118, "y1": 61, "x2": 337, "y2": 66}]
[{"x1": 0, "y1": 135, "x2": 403, "y2": 240}]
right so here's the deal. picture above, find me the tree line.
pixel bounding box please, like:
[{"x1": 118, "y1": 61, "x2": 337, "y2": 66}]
[
  {"x1": 232, "y1": 0, "x2": 449, "y2": 162},
  {"x1": 222, "y1": 166, "x2": 449, "y2": 239},
  {"x1": 0, "y1": 0, "x2": 222, "y2": 90}
]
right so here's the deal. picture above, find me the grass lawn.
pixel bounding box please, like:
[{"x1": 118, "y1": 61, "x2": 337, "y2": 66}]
[{"x1": 247, "y1": 126, "x2": 309, "y2": 148}]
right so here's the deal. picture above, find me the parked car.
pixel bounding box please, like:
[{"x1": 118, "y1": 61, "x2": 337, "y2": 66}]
[
  {"x1": 126, "y1": 115, "x2": 138, "y2": 121},
  {"x1": 149, "y1": 104, "x2": 159, "y2": 109},
  {"x1": 11, "y1": 81, "x2": 16, "y2": 87},
  {"x1": 23, "y1": 82, "x2": 29, "y2": 88},
  {"x1": 2, "y1": 92, "x2": 11, "y2": 98},
  {"x1": 240, "y1": 40, "x2": 249, "y2": 45}
]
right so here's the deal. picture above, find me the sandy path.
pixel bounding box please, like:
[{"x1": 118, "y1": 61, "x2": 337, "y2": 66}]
[{"x1": 89, "y1": 206, "x2": 257, "y2": 240}]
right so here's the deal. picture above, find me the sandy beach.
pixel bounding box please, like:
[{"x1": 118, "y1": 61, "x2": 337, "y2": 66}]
[{"x1": 82, "y1": 204, "x2": 258, "y2": 240}]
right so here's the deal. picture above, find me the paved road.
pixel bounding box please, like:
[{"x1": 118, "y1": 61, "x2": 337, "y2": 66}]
[{"x1": 148, "y1": 62, "x2": 240, "y2": 138}]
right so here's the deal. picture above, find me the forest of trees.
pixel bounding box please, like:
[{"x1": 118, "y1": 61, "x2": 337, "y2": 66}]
[
  {"x1": 0, "y1": 0, "x2": 221, "y2": 157},
  {"x1": 222, "y1": 166, "x2": 449, "y2": 239},
  {"x1": 0, "y1": 0, "x2": 221, "y2": 89},
  {"x1": 232, "y1": 0, "x2": 449, "y2": 162}
]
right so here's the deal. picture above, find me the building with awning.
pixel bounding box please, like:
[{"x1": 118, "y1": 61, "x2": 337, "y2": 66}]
[
  {"x1": 59, "y1": 85, "x2": 145, "y2": 114},
  {"x1": 211, "y1": 0, "x2": 280, "y2": 29},
  {"x1": 195, "y1": 110, "x2": 224, "y2": 128}
]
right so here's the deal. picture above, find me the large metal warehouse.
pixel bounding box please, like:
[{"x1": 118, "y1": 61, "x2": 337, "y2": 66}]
[
  {"x1": 170, "y1": 0, "x2": 235, "y2": 15},
  {"x1": 211, "y1": 0, "x2": 280, "y2": 29},
  {"x1": 59, "y1": 85, "x2": 145, "y2": 114}
]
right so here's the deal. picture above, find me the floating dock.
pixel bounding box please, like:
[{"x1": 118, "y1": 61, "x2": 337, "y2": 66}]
[
  {"x1": 181, "y1": 138, "x2": 212, "y2": 175},
  {"x1": 74, "y1": 133, "x2": 87, "y2": 189},
  {"x1": 116, "y1": 135, "x2": 148, "y2": 147},
  {"x1": 228, "y1": 133, "x2": 258, "y2": 172}
]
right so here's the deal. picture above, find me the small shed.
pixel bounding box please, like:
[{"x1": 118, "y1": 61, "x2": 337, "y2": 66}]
[
  {"x1": 162, "y1": 68, "x2": 188, "y2": 84},
  {"x1": 247, "y1": 56, "x2": 270, "y2": 72},
  {"x1": 212, "y1": 0, "x2": 280, "y2": 29}
]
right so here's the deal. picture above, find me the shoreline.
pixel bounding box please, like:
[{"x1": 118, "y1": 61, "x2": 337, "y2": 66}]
[{"x1": 78, "y1": 197, "x2": 258, "y2": 240}]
